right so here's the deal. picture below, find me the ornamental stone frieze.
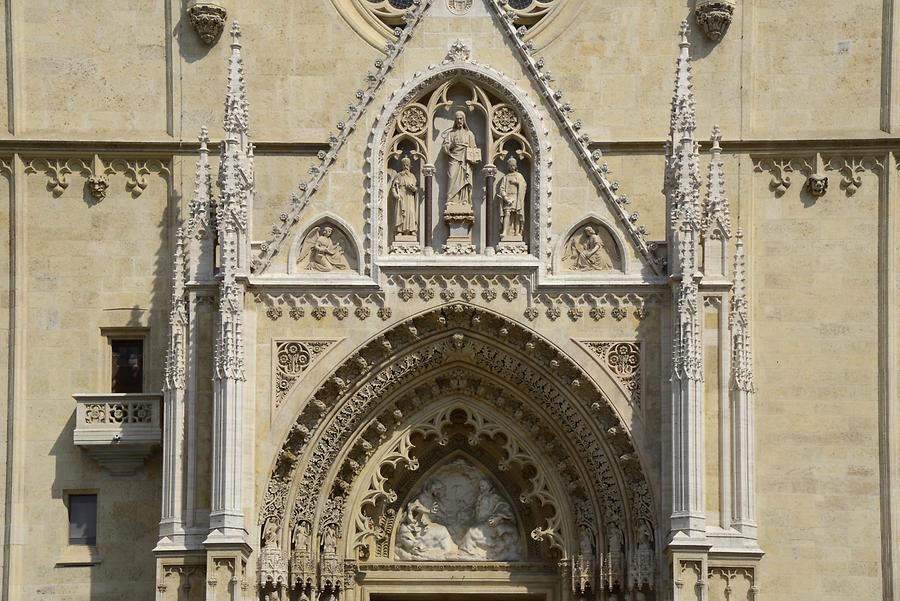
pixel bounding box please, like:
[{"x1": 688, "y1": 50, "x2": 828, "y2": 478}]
[
  {"x1": 23, "y1": 156, "x2": 170, "y2": 200},
  {"x1": 754, "y1": 153, "x2": 883, "y2": 199}
]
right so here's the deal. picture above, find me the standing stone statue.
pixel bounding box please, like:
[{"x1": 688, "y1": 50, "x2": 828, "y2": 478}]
[
  {"x1": 389, "y1": 157, "x2": 419, "y2": 240},
  {"x1": 442, "y1": 111, "x2": 480, "y2": 209},
  {"x1": 495, "y1": 157, "x2": 527, "y2": 241}
]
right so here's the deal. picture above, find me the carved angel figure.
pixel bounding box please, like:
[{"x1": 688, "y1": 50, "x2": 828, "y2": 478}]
[
  {"x1": 389, "y1": 157, "x2": 419, "y2": 237},
  {"x1": 296, "y1": 226, "x2": 349, "y2": 272},
  {"x1": 563, "y1": 226, "x2": 617, "y2": 271}
]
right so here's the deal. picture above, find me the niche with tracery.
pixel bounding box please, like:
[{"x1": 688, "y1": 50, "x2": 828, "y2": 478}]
[{"x1": 383, "y1": 77, "x2": 534, "y2": 256}]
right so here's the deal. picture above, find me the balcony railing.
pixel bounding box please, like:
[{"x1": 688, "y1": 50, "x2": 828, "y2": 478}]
[{"x1": 73, "y1": 393, "x2": 162, "y2": 476}]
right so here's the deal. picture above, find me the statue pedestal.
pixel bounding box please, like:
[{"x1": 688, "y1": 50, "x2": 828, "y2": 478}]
[
  {"x1": 390, "y1": 234, "x2": 421, "y2": 255},
  {"x1": 496, "y1": 241, "x2": 528, "y2": 255},
  {"x1": 443, "y1": 203, "x2": 475, "y2": 255}
]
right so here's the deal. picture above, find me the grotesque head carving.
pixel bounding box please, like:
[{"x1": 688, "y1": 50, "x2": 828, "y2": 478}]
[{"x1": 806, "y1": 173, "x2": 828, "y2": 198}]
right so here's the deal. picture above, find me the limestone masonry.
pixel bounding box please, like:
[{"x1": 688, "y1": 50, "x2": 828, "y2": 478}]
[{"x1": 0, "y1": 1, "x2": 898, "y2": 600}]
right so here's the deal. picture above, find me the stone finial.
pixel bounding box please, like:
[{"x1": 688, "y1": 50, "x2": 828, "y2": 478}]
[
  {"x1": 695, "y1": 0, "x2": 736, "y2": 43},
  {"x1": 187, "y1": 1, "x2": 227, "y2": 45},
  {"x1": 703, "y1": 125, "x2": 731, "y2": 238}
]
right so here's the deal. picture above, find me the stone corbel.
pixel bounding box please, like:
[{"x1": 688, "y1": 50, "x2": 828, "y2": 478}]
[
  {"x1": 695, "y1": 0, "x2": 736, "y2": 42},
  {"x1": 825, "y1": 155, "x2": 884, "y2": 196},
  {"x1": 187, "y1": 1, "x2": 227, "y2": 45},
  {"x1": 803, "y1": 153, "x2": 828, "y2": 199}
]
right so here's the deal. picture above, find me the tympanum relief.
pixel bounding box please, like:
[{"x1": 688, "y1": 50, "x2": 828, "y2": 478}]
[
  {"x1": 562, "y1": 222, "x2": 622, "y2": 272},
  {"x1": 294, "y1": 224, "x2": 358, "y2": 273},
  {"x1": 395, "y1": 459, "x2": 523, "y2": 561},
  {"x1": 384, "y1": 77, "x2": 534, "y2": 255}
]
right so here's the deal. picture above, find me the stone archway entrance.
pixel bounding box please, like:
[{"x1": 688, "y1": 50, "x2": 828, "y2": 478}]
[{"x1": 258, "y1": 304, "x2": 658, "y2": 601}]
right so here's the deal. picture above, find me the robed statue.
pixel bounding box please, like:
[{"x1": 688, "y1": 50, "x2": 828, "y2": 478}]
[
  {"x1": 495, "y1": 157, "x2": 527, "y2": 241},
  {"x1": 389, "y1": 157, "x2": 419, "y2": 239},
  {"x1": 441, "y1": 111, "x2": 480, "y2": 208},
  {"x1": 563, "y1": 226, "x2": 618, "y2": 271}
]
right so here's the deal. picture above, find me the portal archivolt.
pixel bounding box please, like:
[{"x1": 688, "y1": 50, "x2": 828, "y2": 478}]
[{"x1": 258, "y1": 303, "x2": 656, "y2": 597}]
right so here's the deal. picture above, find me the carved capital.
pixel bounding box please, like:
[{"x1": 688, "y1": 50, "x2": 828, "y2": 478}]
[
  {"x1": 695, "y1": 0, "x2": 736, "y2": 42},
  {"x1": 187, "y1": 1, "x2": 227, "y2": 45}
]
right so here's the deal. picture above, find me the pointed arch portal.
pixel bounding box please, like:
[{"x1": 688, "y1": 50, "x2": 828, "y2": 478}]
[{"x1": 258, "y1": 303, "x2": 658, "y2": 600}]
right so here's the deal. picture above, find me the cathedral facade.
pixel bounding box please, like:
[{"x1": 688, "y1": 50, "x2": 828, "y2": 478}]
[{"x1": 0, "y1": 1, "x2": 897, "y2": 600}]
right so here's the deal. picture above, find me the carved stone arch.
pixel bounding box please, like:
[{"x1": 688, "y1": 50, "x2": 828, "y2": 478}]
[
  {"x1": 258, "y1": 303, "x2": 657, "y2": 586},
  {"x1": 366, "y1": 58, "x2": 552, "y2": 269},
  {"x1": 287, "y1": 213, "x2": 364, "y2": 276},
  {"x1": 554, "y1": 214, "x2": 629, "y2": 275},
  {"x1": 338, "y1": 397, "x2": 581, "y2": 562}
]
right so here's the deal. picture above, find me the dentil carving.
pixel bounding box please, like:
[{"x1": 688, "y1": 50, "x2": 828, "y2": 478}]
[{"x1": 395, "y1": 459, "x2": 522, "y2": 561}]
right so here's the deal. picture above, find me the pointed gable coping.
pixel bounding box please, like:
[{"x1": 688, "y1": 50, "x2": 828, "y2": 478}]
[{"x1": 251, "y1": 0, "x2": 662, "y2": 276}]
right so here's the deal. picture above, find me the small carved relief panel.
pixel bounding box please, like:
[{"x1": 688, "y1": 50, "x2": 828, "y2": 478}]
[
  {"x1": 273, "y1": 341, "x2": 336, "y2": 408},
  {"x1": 581, "y1": 341, "x2": 641, "y2": 408},
  {"x1": 561, "y1": 221, "x2": 623, "y2": 272},
  {"x1": 291, "y1": 222, "x2": 359, "y2": 274},
  {"x1": 395, "y1": 458, "x2": 523, "y2": 561}
]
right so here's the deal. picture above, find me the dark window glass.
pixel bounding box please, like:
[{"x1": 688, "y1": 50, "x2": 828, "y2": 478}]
[
  {"x1": 68, "y1": 494, "x2": 97, "y2": 545},
  {"x1": 111, "y1": 339, "x2": 143, "y2": 393}
]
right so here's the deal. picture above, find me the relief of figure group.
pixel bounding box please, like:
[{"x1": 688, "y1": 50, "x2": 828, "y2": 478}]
[{"x1": 384, "y1": 80, "x2": 534, "y2": 256}]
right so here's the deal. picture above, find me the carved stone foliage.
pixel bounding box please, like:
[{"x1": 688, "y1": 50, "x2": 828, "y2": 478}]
[
  {"x1": 274, "y1": 341, "x2": 337, "y2": 408},
  {"x1": 187, "y1": 1, "x2": 227, "y2": 45},
  {"x1": 694, "y1": 0, "x2": 735, "y2": 42},
  {"x1": 23, "y1": 156, "x2": 170, "y2": 200},
  {"x1": 259, "y1": 304, "x2": 655, "y2": 589},
  {"x1": 358, "y1": 0, "x2": 558, "y2": 28},
  {"x1": 581, "y1": 342, "x2": 641, "y2": 409},
  {"x1": 290, "y1": 222, "x2": 359, "y2": 274},
  {"x1": 561, "y1": 221, "x2": 623, "y2": 272},
  {"x1": 253, "y1": 277, "x2": 659, "y2": 326}
]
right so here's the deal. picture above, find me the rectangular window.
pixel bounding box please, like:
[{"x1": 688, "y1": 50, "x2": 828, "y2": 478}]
[
  {"x1": 111, "y1": 339, "x2": 143, "y2": 393},
  {"x1": 68, "y1": 494, "x2": 97, "y2": 546}
]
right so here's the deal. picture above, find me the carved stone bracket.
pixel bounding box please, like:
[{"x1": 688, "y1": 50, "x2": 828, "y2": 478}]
[
  {"x1": 752, "y1": 157, "x2": 812, "y2": 197},
  {"x1": 695, "y1": 0, "x2": 736, "y2": 42},
  {"x1": 187, "y1": 1, "x2": 227, "y2": 45}
]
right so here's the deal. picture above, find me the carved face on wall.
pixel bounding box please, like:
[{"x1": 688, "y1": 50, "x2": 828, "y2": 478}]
[{"x1": 807, "y1": 174, "x2": 828, "y2": 197}]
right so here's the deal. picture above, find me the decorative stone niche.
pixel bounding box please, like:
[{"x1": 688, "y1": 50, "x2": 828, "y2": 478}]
[
  {"x1": 73, "y1": 393, "x2": 162, "y2": 476},
  {"x1": 558, "y1": 219, "x2": 624, "y2": 273},
  {"x1": 287, "y1": 219, "x2": 362, "y2": 276}
]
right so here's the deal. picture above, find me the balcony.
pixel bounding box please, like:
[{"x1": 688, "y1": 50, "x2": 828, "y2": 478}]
[{"x1": 73, "y1": 393, "x2": 162, "y2": 477}]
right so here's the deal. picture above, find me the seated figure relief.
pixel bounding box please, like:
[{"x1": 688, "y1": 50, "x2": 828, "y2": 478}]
[
  {"x1": 295, "y1": 225, "x2": 352, "y2": 272},
  {"x1": 562, "y1": 222, "x2": 622, "y2": 272},
  {"x1": 394, "y1": 459, "x2": 522, "y2": 561}
]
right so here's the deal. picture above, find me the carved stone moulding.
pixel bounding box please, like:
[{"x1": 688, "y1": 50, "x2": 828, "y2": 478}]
[
  {"x1": 695, "y1": 0, "x2": 735, "y2": 42},
  {"x1": 187, "y1": 1, "x2": 227, "y2": 45}
]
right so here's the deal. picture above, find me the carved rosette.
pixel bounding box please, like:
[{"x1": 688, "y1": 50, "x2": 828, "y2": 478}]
[
  {"x1": 274, "y1": 341, "x2": 336, "y2": 407},
  {"x1": 582, "y1": 342, "x2": 641, "y2": 408},
  {"x1": 695, "y1": 0, "x2": 736, "y2": 42},
  {"x1": 187, "y1": 2, "x2": 227, "y2": 45}
]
